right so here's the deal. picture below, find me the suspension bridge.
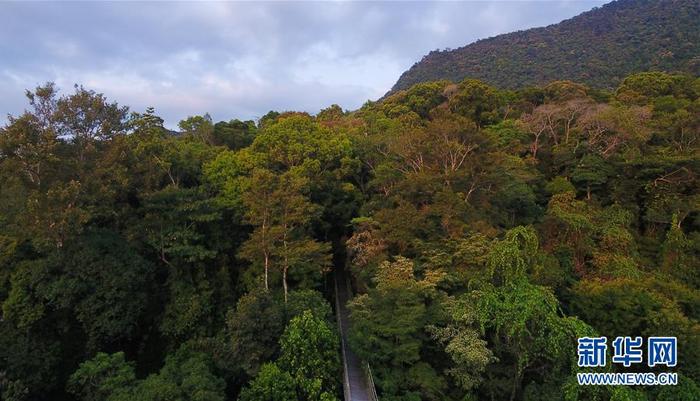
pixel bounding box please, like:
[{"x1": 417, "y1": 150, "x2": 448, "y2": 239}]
[{"x1": 334, "y1": 264, "x2": 379, "y2": 401}]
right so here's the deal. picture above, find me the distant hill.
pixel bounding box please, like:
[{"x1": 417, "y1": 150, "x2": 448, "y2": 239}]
[{"x1": 390, "y1": 0, "x2": 700, "y2": 93}]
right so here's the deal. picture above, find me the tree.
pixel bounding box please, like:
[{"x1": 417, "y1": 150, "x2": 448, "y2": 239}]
[
  {"x1": 236, "y1": 302, "x2": 339, "y2": 401},
  {"x1": 67, "y1": 352, "x2": 135, "y2": 401},
  {"x1": 0, "y1": 371, "x2": 28, "y2": 401},
  {"x1": 239, "y1": 169, "x2": 330, "y2": 300},
  {"x1": 68, "y1": 346, "x2": 225, "y2": 401},
  {"x1": 381, "y1": 81, "x2": 448, "y2": 119},
  {"x1": 316, "y1": 104, "x2": 345, "y2": 122},
  {"x1": 462, "y1": 227, "x2": 593, "y2": 401},
  {"x1": 278, "y1": 311, "x2": 340, "y2": 399},
  {"x1": 54, "y1": 84, "x2": 128, "y2": 165},
  {"x1": 284, "y1": 289, "x2": 333, "y2": 323},
  {"x1": 576, "y1": 103, "x2": 651, "y2": 159},
  {"x1": 655, "y1": 375, "x2": 700, "y2": 401},
  {"x1": 227, "y1": 289, "x2": 286, "y2": 377},
  {"x1": 448, "y1": 79, "x2": 502, "y2": 127},
  {"x1": 2, "y1": 230, "x2": 154, "y2": 349},
  {"x1": 0, "y1": 321, "x2": 62, "y2": 399},
  {"x1": 136, "y1": 186, "x2": 221, "y2": 266},
  {"x1": 238, "y1": 363, "x2": 298, "y2": 401},
  {"x1": 137, "y1": 346, "x2": 225, "y2": 401},
  {"x1": 179, "y1": 113, "x2": 213, "y2": 140},
  {"x1": 519, "y1": 98, "x2": 593, "y2": 159},
  {"x1": 430, "y1": 300, "x2": 494, "y2": 394},
  {"x1": 0, "y1": 107, "x2": 59, "y2": 189},
  {"x1": 616, "y1": 72, "x2": 691, "y2": 105},
  {"x1": 543, "y1": 81, "x2": 589, "y2": 102},
  {"x1": 348, "y1": 257, "x2": 447, "y2": 400},
  {"x1": 571, "y1": 278, "x2": 700, "y2": 380},
  {"x1": 660, "y1": 214, "x2": 699, "y2": 287},
  {"x1": 226, "y1": 288, "x2": 335, "y2": 379},
  {"x1": 213, "y1": 119, "x2": 257, "y2": 150}
]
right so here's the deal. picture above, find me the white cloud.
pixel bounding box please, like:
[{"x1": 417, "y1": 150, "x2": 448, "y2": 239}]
[{"x1": 0, "y1": 0, "x2": 608, "y2": 128}]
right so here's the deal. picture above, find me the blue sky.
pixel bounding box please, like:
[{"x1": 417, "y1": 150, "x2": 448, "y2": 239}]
[{"x1": 0, "y1": 1, "x2": 607, "y2": 127}]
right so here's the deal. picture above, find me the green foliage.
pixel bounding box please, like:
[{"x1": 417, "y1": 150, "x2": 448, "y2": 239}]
[
  {"x1": 0, "y1": 322, "x2": 62, "y2": 397},
  {"x1": 3, "y1": 231, "x2": 154, "y2": 348},
  {"x1": 616, "y1": 72, "x2": 697, "y2": 104},
  {"x1": 430, "y1": 300, "x2": 494, "y2": 393},
  {"x1": 449, "y1": 79, "x2": 502, "y2": 126},
  {"x1": 571, "y1": 154, "x2": 613, "y2": 199},
  {"x1": 571, "y1": 278, "x2": 700, "y2": 378},
  {"x1": 227, "y1": 289, "x2": 287, "y2": 376},
  {"x1": 463, "y1": 227, "x2": 595, "y2": 401},
  {"x1": 138, "y1": 346, "x2": 225, "y2": 401},
  {"x1": 546, "y1": 176, "x2": 576, "y2": 195},
  {"x1": 179, "y1": 114, "x2": 215, "y2": 144},
  {"x1": 655, "y1": 375, "x2": 700, "y2": 401},
  {"x1": 349, "y1": 257, "x2": 447, "y2": 400},
  {"x1": 238, "y1": 363, "x2": 297, "y2": 401},
  {"x1": 67, "y1": 352, "x2": 136, "y2": 401},
  {"x1": 68, "y1": 346, "x2": 225, "y2": 401},
  {"x1": 1, "y1": 65, "x2": 699, "y2": 401},
  {"x1": 226, "y1": 288, "x2": 335, "y2": 378},
  {"x1": 285, "y1": 289, "x2": 333, "y2": 323},
  {"x1": 484, "y1": 120, "x2": 528, "y2": 152},
  {"x1": 660, "y1": 214, "x2": 699, "y2": 287},
  {"x1": 250, "y1": 114, "x2": 352, "y2": 175},
  {"x1": 237, "y1": 309, "x2": 341, "y2": 401},
  {"x1": 237, "y1": 168, "x2": 331, "y2": 297},
  {"x1": 0, "y1": 371, "x2": 28, "y2": 401},
  {"x1": 159, "y1": 269, "x2": 217, "y2": 342},
  {"x1": 317, "y1": 104, "x2": 345, "y2": 122},
  {"x1": 382, "y1": 81, "x2": 449, "y2": 119},
  {"x1": 54, "y1": 84, "x2": 128, "y2": 143},
  {"x1": 544, "y1": 81, "x2": 589, "y2": 102},
  {"x1": 212, "y1": 119, "x2": 257, "y2": 150},
  {"x1": 279, "y1": 311, "x2": 340, "y2": 399}
]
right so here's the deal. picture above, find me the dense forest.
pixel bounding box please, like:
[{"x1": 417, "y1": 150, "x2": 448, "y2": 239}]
[
  {"x1": 391, "y1": 0, "x2": 700, "y2": 93},
  {"x1": 0, "y1": 70, "x2": 699, "y2": 401}
]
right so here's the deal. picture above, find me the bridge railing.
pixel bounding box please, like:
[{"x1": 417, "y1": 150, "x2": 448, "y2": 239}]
[
  {"x1": 333, "y1": 275, "x2": 352, "y2": 401},
  {"x1": 364, "y1": 362, "x2": 379, "y2": 401}
]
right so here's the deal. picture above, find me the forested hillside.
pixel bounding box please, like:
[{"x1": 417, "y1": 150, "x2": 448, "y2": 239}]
[
  {"x1": 1, "y1": 71, "x2": 699, "y2": 401},
  {"x1": 391, "y1": 0, "x2": 700, "y2": 92}
]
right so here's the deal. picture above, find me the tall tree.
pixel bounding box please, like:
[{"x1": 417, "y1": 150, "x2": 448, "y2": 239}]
[{"x1": 239, "y1": 169, "x2": 330, "y2": 300}]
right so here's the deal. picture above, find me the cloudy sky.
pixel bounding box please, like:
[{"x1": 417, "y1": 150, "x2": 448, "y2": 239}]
[{"x1": 1, "y1": 0, "x2": 607, "y2": 128}]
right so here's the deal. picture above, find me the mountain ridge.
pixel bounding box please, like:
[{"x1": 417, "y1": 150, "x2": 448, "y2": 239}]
[{"x1": 390, "y1": 0, "x2": 700, "y2": 93}]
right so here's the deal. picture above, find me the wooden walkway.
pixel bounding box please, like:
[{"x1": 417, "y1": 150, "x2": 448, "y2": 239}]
[{"x1": 334, "y1": 265, "x2": 376, "y2": 401}]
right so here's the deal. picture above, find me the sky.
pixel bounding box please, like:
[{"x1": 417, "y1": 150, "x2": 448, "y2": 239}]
[{"x1": 0, "y1": 0, "x2": 608, "y2": 128}]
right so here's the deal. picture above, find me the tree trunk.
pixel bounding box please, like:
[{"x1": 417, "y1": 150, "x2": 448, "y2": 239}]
[
  {"x1": 283, "y1": 266, "x2": 288, "y2": 303},
  {"x1": 262, "y1": 217, "x2": 269, "y2": 291},
  {"x1": 263, "y1": 251, "x2": 269, "y2": 291},
  {"x1": 510, "y1": 368, "x2": 521, "y2": 401},
  {"x1": 282, "y1": 238, "x2": 289, "y2": 303},
  {"x1": 282, "y1": 225, "x2": 289, "y2": 302}
]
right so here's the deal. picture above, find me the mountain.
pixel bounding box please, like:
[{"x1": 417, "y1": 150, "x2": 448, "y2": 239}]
[{"x1": 390, "y1": 0, "x2": 700, "y2": 93}]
